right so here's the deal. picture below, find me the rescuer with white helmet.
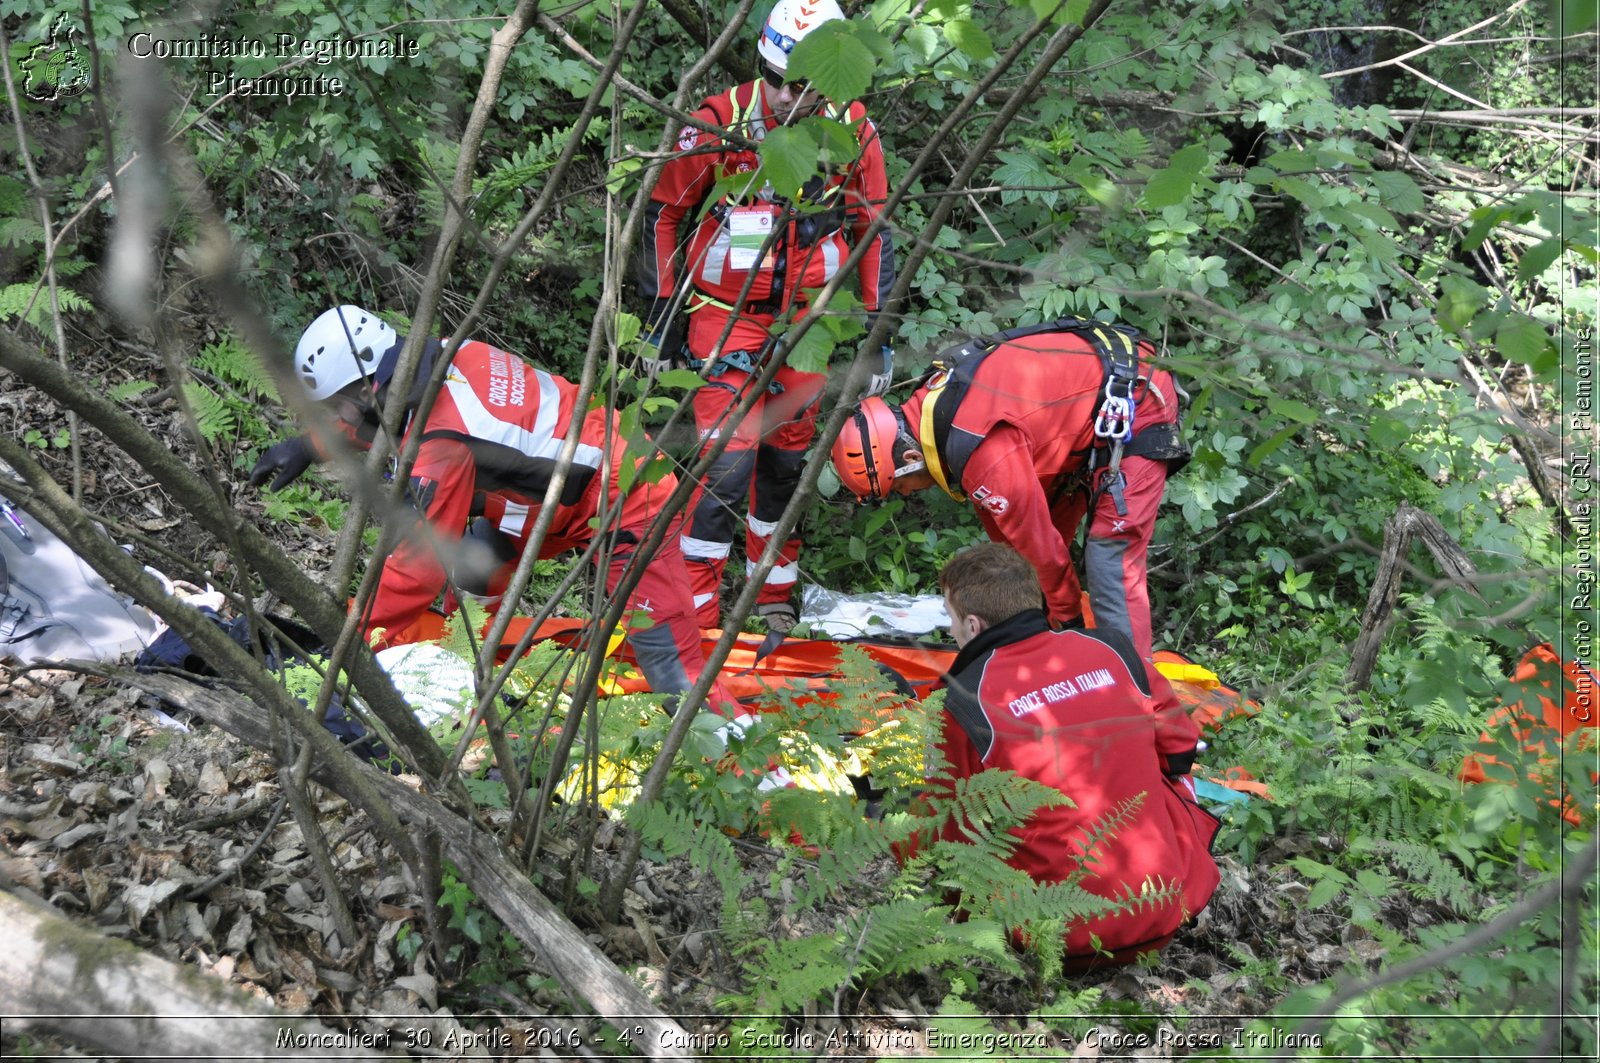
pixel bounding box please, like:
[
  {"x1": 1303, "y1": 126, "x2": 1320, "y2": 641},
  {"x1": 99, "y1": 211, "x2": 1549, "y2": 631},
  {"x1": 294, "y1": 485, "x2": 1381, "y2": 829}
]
[
  {"x1": 248, "y1": 307, "x2": 738, "y2": 712},
  {"x1": 636, "y1": 0, "x2": 897, "y2": 634}
]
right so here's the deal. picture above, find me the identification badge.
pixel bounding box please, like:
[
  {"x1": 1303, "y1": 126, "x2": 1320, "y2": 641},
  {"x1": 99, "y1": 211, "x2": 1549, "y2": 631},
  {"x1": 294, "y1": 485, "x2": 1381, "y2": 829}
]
[{"x1": 726, "y1": 205, "x2": 777, "y2": 271}]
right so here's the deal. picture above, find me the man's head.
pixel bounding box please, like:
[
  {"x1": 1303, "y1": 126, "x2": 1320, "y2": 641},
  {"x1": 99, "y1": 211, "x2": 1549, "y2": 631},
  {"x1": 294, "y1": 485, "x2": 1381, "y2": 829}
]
[
  {"x1": 831, "y1": 396, "x2": 933, "y2": 500},
  {"x1": 756, "y1": 0, "x2": 844, "y2": 120},
  {"x1": 939, "y1": 543, "x2": 1042, "y2": 648},
  {"x1": 295, "y1": 306, "x2": 401, "y2": 401}
]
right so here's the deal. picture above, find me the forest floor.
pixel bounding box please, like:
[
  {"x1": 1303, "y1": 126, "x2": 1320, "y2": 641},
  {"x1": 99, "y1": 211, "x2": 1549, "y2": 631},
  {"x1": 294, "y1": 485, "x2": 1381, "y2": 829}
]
[{"x1": 0, "y1": 363, "x2": 1424, "y2": 1059}]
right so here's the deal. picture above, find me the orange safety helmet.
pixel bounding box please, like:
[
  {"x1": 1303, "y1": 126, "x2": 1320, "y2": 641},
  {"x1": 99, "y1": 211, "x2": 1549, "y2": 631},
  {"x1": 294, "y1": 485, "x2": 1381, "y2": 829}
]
[{"x1": 831, "y1": 397, "x2": 921, "y2": 500}]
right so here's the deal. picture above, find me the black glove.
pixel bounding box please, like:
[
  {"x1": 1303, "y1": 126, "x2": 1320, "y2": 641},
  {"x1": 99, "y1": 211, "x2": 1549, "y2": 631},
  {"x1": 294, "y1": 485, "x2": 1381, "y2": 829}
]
[
  {"x1": 248, "y1": 435, "x2": 317, "y2": 491},
  {"x1": 1163, "y1": 746, "x2": 1198, "y2": 777},
  {"x1": 638, "y1": 308, "x2": 689, "y2": 380},
  {"x1": 865, "y1": 345, "x2": 895, "y2": 398}
]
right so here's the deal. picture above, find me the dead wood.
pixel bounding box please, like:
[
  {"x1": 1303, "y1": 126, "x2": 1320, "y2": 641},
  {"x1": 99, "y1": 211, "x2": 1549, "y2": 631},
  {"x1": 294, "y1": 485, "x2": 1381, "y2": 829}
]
[
  {"x1": 1346, "y1": 502, "x2": 1483, "y2": 691},
  {"x1": 119, "y1": 671, "x2": 693, "y2": 1060},
  {"x1": 0, "y1": 890, "x2": 395, "y2": 1060}
]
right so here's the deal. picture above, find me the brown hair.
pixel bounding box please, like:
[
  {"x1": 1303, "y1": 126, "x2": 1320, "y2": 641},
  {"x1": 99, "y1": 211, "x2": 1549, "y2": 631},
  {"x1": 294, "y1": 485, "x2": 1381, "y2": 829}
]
[{"x1": 939, "y1": 543, "x2": 1043, "y2": 627}]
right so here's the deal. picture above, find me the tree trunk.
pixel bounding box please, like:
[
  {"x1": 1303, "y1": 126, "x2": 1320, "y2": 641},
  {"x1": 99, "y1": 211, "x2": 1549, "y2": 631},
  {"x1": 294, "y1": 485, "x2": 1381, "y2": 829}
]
[
  {"x1": 0, "y1": 890, "x2": 393, "y2": 1060},
  {"x1": 1346, "y1": 502, "x2": 1483, "y2": 691}
]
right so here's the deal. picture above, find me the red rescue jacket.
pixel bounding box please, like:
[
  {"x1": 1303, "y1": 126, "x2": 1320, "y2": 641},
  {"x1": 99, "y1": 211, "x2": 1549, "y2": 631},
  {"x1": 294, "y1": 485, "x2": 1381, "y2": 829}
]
[
  {"x1": 901, "y1": 330, "x2": 1183, "y2": 624},
  {"x1": 927, "y1": 610, "x2": 1220, "y2": 965},
  {"x1": 639, "y1": 81, "x2": 894, "y2": 343},
  {"x1": 359, "y1": 341, "x2": 666, "y2": 642}
]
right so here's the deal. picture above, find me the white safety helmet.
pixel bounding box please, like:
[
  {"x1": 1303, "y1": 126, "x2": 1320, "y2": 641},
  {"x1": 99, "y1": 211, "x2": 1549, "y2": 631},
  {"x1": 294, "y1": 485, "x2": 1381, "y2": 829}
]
[
  {"x1": 757, "y1": 0, "x2": 846, "y2": 73},
  {"x1": 294, "y1": 305, "x2": 399, "y2": 401}
]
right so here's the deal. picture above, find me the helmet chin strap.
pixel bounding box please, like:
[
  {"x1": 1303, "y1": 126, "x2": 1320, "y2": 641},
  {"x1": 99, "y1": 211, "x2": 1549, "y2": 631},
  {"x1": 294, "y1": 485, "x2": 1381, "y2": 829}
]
[
  {"x1": 893, "y1": 457, "x2": 926, "y2": 479},
  {"x1": 891, "y1": 406, "x2": 921, "y2": 476}
]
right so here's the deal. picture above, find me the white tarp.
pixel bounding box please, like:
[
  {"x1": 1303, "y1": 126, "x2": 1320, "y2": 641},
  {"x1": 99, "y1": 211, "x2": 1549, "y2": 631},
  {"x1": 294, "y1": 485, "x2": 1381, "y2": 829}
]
[
  {"x1": 0, "y1": 492, "x2": 157, "y2": 665},
  {"x1": 800, "y1": 585, "x2": 950, "y2": 639}
]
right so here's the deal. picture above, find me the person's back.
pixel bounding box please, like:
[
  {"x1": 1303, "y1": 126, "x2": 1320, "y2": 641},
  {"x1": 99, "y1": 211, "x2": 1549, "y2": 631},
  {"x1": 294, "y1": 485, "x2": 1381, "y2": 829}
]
[
  {"x1": 403, "y1": 340, "x2": 611, "y2": 539},
  {"x1": 925, "y1": 328, "x2": 1181, "y2": 481},
  {"x1": 930, "y1": 543, "x2": 1219, "y2": 968}
]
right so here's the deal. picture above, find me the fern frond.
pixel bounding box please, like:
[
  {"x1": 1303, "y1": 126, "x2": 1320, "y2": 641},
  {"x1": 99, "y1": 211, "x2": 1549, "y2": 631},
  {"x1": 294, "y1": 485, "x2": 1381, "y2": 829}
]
[
  {"x1": 0, "y1": 175, "x2": 27, "y2": 215},
  {"x1": 1104, "y1": 874, "x2": 1187, "y2": 916},
  {"x1": 628, "y1": 800, "x2": 746, "y2": 920},
  {"x1": 1068, "y1": 791, "x2": 1145, "y2": 877},
  {"x1": 997, "y1": 876, "x2": 1120, "y2": 928},
  {"x1": 0, "y1": 282, "x2": 91, "y2": 328},
  {"x1": 923, "y1": 767, "x2": 1067, "y2": 856},
  {"x1": 729, "y1": 933, "x2": 850, "y2": 1014},
  {"x1": 925, "y1": 834, "x2": 1038, "y2": 907},
  {"x1": 0, "y1": 216, "x2": 44, "y2": 248},
  {"x1": 179, "y1": 381, "x2": 235, "y2": 442},
  {"x1": 438, "y1": 599, "x2": 492, "y2": 661},
  {"x1": 474, "y1": 122, "x2": 601, "y2": 217},
  {"x1": 778, "y1": 801, "x2": 898, "y2": 908},
  {"x1": 1353, "y1": 836, "x2": 1478, "y2": 912},
  {"x1": 195, "y1": 334, "x2": 277, "y2": 398},
  {"x1": 109, "y1": 379, "x2": 157, "y2": 402}
]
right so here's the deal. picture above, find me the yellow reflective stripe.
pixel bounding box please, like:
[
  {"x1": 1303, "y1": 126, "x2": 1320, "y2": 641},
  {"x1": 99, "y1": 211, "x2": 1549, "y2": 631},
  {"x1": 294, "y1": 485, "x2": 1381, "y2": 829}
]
[
  {"x1": 917, "y1": 378, "x2": 964, "y2": 501},
  {"x1": 1086, "y1": 324, "x2": 1137, "y2": 361},
  {"x1": 730, "y1": 83, "x2": 759, "y2": 131},
  {"x1": 687, "y1": 293, "x2": 734, "y2": 314}
]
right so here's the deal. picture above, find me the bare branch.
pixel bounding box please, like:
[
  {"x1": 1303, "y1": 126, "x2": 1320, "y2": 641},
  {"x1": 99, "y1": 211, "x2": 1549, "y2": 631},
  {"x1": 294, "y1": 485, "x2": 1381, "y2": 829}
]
[
  {"x1": 1319, "y1": 0, "x2": 1535, "y2": 81},
  {"x1": 0, "y1": 28, "x2": 83, "y2": 503}
]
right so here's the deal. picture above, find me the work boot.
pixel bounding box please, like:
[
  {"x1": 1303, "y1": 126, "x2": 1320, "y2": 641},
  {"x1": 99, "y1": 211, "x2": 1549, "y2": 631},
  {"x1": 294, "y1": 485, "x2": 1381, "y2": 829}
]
[{"x1": 756, "y1": 601, "x2": 798, "y2": 635}]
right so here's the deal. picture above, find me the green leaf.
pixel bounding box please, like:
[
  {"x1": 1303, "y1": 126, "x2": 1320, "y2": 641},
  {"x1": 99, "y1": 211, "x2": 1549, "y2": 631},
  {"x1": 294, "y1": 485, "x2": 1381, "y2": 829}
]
[
  {"x1": 1306, "y1": 876, "x2": 1344, "y2": 910},
  {"x1": 781, "y1": 321, "x2": 835, "y2": 374},
  {"x1": 1344, "y1": 200, "x2": 1400, "y2": 231},
  {"x1": 1437, "y1": 275, "x2": 1488, "y2": 335},
  {"x1": 1276, "y1": 176, "x2": 1325, "y2": 211},
  {"x1": 606, "y1": 155, "x2": 642, "y2": 195},
  {"x1": 1461, "y1": 205, "x2": 1509, "y2": 251},
  {"x1": 1142, "y1": 143, "x2": 1207, "y2": 210},
  {"x1": 1495, "y1": 314, "x2": 1555, "y2": 374},
  {"x1": 655, "y1": 369, "x2": 705, "y2": 390},
  {"x1": 615, "y1": 310, "x2": 641, "y2": 347},
  {"x1": 942, "y1": 19, "x2": 994, "y2": 61},
  {"x1": 1368, "y1": 415, "x2": 1412, "y2": 450},
  {"x1": 1246, "y1": 424, "x2": 1299, "y2": 467},
  {"x1": 1028, "y1": 0, "x2": 1090, "y2": 24},
  {"x1": 758, "y1": 125, "x2": 820, "y2": 198},
  {"x1": 902, "y1": 24, "x2": 938, "y2": 61},
  {"x1": 1066, "y1": 156, "x2": 1118, "y2": 207},
  {"x1": 1517, "y1": 238, "x2": 1565, "y2": 282},
  {"x1": 1370, "y1": 171, "x2": 1425, "y2": 215},
  {"x1": 992, "y1": 149, "x2": 1057, "y2": 206},
  {"x1": 796, "y1": 114, "x2": 862, "y2": 170},
  {"x1": 1267, "y1": 397, "x2": 1319, "y2": 423},
  {"x1": 1263, "y1": 148, "x2": 1319, "y2": 174},
  {"x1": 787, "y1": 21, "x2": 875, "y2": 104}
]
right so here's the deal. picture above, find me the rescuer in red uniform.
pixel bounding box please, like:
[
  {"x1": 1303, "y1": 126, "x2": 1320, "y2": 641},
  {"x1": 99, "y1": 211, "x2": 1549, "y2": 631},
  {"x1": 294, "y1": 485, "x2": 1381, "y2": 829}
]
[
  {"x1": 249, "y1": 305, "x2": 733, "y2": 710},
  {"x1": 831, "y1": 319, "x2": 1188, "y2": 660},
  {"x1": 928, "y1": 543, "x2": 1219, "y2": 968},
  {"x1": 637, "y1": 0, "x2": 897, "y2": 633}
]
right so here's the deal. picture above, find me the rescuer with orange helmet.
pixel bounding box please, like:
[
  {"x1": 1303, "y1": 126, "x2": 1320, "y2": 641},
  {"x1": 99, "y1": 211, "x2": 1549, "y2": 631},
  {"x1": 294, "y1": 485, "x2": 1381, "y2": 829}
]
[{"x1": 831, "y1": 319, "x2": 1188, "y2": 659}]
